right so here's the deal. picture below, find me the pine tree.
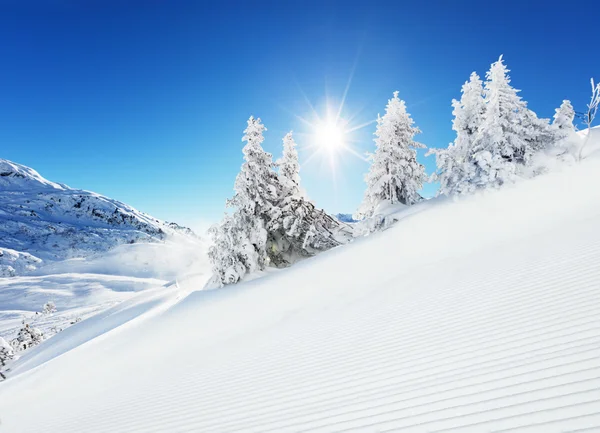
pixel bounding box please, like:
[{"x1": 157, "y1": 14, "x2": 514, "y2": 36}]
[
  {"x1": 429, "y1": 72, "x2": 485, "y2": 196},
  {"x1": 226, "y1": 116, "x2": 280, "y2": 271},
  {"x1": 207, "y1": 214, "x2": 259, "y2": 287},
  {"x1": 269, "y1": 131, "x2": 352, "y2": 266},
  {"x1": 358, "y1": 91, "x2": 426, "y2": 218},
  {"x1": 208, "y1": 119, "x2": 353, "y2": 287},
  {"x1": 552, "y1": 99, "x2": 577, "y2": 156},
  {"x1": 277, "y1": 131, "x2": 301, "y2": 197},
  {"x1": 522, "y1": 108, "x2": 554, "y2": 156},
  {"x1": 228, "y1": 116, "x2": 279, "y2": 221},
  {"x1": 208, "y1": 116, "x2": 277, "y2": 287},
  {"x1": 470, "y1": 55, "x2": 534, "y2": 188},
  {"x1": 553, "y1": 100, "x2": 576, "y2": 135}
]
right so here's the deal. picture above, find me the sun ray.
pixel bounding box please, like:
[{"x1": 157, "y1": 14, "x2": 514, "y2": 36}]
[
  {"x1": 344, "y1": 118, "x2": 377, "y2": 134},
  {"x1": 294, "y1": 78, "x2": 321, "y2": 123},
  {"x1": 335, "y1": 46, "x2": 361, "y2": 125},
  {"x1": 342, "y1": 144, "x2": 370, "y2": 162}
]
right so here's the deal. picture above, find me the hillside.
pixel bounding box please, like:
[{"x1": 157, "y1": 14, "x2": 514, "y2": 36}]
[
  {"x1": 0, "y1": 158, "x2": 196, "y2": 276},
  {"x1": 1, "y1": 150, "x2": 599, "y2": 431}
]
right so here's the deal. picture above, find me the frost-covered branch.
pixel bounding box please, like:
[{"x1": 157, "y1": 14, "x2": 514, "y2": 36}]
[{"x1": 578, "y1": 78, "x2": 600, "y2": 161}]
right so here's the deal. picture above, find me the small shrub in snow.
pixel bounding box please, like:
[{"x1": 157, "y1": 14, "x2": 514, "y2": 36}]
[
  {"x1": 11, "y1": 322, "x2": 44, "y2": 352},
  {"x1": 0, "y1": 337, "x2": 14, "y2": 379},
  {"x1": 42, "y1": 301, "x2": 57, "y2": 315}
]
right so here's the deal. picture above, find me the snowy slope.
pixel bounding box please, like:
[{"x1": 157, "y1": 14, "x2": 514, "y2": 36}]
[
  {"x1": 0, "y1": 158, "x2": 209, "y2": 360},
  {"x1": 2, "y1": 158, "x2": 600, "y2": 431},
  {"x1": 0, "y1": 237, "x2": 209, "y2": 352},
  {"x1": 0, "y1": 158, "x2": 197, "y2": 276}
]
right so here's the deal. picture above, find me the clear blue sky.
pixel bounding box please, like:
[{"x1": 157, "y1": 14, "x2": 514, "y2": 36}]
[{"x1": 0, "y1": 1, "x2": 596, "y2": 232}]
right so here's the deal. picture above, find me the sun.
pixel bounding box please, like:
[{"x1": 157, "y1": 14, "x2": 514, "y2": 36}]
[{"x1": 316, "y1": 122, "x2": 345, "y2": 152}]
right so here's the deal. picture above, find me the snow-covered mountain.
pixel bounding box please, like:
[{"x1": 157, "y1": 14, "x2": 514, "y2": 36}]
[{"x1": 0, "y1": 158, "x2": 197, "y2": 276}]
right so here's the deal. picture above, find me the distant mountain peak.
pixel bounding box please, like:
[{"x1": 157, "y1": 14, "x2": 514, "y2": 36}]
[
  {"x1": 0, "y1": 159, "x2": 67, "y2": 191},
  {"x1": 0, "y1": 158, "x2": 198, "y2": 276}
]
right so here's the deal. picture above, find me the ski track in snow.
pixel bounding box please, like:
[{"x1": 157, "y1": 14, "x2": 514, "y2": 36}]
[{"x1": 2, "y1": 157, "x2": 600, "y2": 431}]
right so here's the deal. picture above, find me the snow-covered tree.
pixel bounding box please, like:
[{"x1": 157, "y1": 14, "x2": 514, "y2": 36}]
[
  {"x1": 469, "y1": 55, "x2": 542, "y2": 188},
  {"x1": 10, "y1": 322, "x2": 44, "y2": 352},
  {"x1": 208, "y1": 118, "x2": 353, "y2": 286},
  {"x1": 226, "y1": 116, "x2": 280, "y2": 270},
  {"x1": 553, "y1": 100, "x2": 576, "y2": 135},
  {"x1": 208, "y1": 116, "x2": 277, "y2": 287},
  {"x1": 429, "y1": 72, "x2": 485, "y2": 196},
  {"x1": 268, "y1": 131, "x2": 352, "y2": 266},
  {"x1": 521, "y1": 109, "x2": 554, "y2": 156},
  {"x1": 207, "y1": 214, "x2": 260, "y2": 287},
  {"x1": 358, "y1": 91, "x2": 426, "y2": 218},
  {"x1": 0, "y1": 337, "x2": 14, "y2": 380},
  {"x1": 277, "y1": 131, "x2": 301, "y2": 197},
  {"x1": 270, "y1": 196, "x2": 352, "y2": 264}
]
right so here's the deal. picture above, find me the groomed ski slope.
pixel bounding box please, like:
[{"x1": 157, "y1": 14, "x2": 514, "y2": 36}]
[{"x1": 2, "y1": 158, "x2": 600, "y2": 432}]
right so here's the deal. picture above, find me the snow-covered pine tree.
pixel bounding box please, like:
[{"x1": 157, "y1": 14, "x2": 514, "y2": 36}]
[
  {"x1": 209, "y1": 119, "x2": 353, "y2": 286},
  {"x1": 277, "y1": 131, "x2": 301, "y2": 197},
  {"x1": 10, "y1": 322, "x2": 44, "y2": 352},
  {"x1": 358, "y1": 91, "x2": 426, "y2": 218},
  {"x1": 550, "y1": 100, "x2": 577, "y2": 158},
  {"x1": 207, "y1": 214, "x2": 258, "y2": 286},
  {"x1": 209, "y1": 116, "x2": 280, "y2": 286},
  {"x1": 269, "y1": 131, "x2": 352, "y2": 266},
  {"x1": 227, "y1": 116, "x2": 280, "y2": 268},
  {"x1": 470, "y1": 55, "x2": 538, "y2": 188},
  {"x1": 429, "y1": 72, "x2": 485, "y2": 196},
  {"x1": 274, "y1": 196, "x2": 351, "y2": 260},
  {"x1": 553, "y1": 100, "x2": 576, "y2": 137},
  {"x1": 521, "y1": 108, "x2": 554, "y2": 156}
]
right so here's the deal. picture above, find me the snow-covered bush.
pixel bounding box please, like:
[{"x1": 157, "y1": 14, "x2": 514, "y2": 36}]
[
  {"x1": 0, "y1": 337, "x2": 14, "y2": 379},
  {"x1": 42, "y1": 301, "x2": 57, "y2": 315},
  {"x1": 11, "y1": 322, "x2": 45, "y2": 352}
]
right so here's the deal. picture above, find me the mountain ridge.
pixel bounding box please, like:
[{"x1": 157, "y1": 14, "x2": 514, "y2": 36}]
[{"x1": 0, "y1": 158, "x2": 197, "y2": 276}]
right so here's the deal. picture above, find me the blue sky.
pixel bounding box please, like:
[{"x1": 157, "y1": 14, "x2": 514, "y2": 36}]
[{"x1": 0, "y1": 1, "x2": 596, "y2": 232}]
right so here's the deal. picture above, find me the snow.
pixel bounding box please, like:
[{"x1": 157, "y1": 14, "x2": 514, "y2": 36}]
[
  {"x1": 0, "y1": 238, "x2": 209, "y2": 358},
  {"x1": 1, "y1": 145, "x2": 600, "y2": 431},
  {"x1": 0, "y1": 158, "x2": 201, "y2": 276},
  {"x1": 0, "y1": 158, "x2": 209, "y2": 395}
]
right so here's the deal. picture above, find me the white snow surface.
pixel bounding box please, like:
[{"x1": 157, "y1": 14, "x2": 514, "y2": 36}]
[{"x1": 2, "y1": 141, "x2": 600, "y2": 431}]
